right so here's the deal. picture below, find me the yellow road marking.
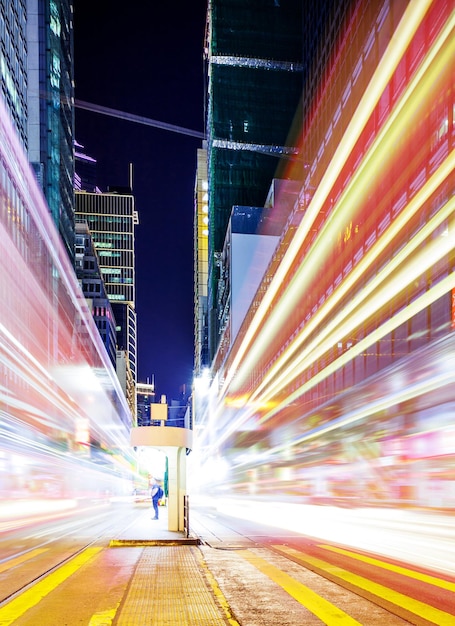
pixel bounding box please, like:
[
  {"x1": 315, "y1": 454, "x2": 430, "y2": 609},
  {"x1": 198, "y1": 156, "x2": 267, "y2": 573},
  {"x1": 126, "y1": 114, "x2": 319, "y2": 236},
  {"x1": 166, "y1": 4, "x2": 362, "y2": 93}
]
[
  {"x1": 273, "y1": 545, "x2": 455, "y2": 626},
  {"x1": 0, "y1": 547, "x2": 102, "y2": 626},
  {"x1": 241, "y1": 549, "x2": 361, "y2": 624},
  {"x1": 318, "y1": 544, "x2": 455, "y2": 592},
  {"x1": 0, "y1": 549, "x2": 48, "y2": 575},
  {"x1": 196, "y1": 548, "x2": 240, "y2": 626},
  {"x1": 88, "y1": 606, "x2": 119, "y2": 625}
]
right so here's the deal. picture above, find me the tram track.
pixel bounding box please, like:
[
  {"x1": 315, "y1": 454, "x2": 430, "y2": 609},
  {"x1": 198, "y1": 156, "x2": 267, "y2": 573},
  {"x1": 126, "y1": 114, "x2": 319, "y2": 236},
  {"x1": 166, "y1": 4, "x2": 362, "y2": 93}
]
[
  {"x1": 0, "y1": 503, "x2": 139, "y2": 606},
  {"x1": 0, "y1": 538, "x2": 99, "y2": 607}
]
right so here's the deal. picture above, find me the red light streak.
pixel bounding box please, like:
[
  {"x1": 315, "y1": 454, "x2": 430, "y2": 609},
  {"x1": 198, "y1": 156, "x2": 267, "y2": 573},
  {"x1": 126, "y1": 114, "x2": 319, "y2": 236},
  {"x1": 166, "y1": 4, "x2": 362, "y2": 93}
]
[{"x1": 195, "y1": 0, "x2": 455, "y2": 513}]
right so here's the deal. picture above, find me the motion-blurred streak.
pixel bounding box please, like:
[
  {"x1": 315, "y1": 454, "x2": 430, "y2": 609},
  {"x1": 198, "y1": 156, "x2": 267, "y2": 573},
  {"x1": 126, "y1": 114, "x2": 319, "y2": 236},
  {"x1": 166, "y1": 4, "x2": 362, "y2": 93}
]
[
  {"x1": 194, "y1": 0, "x2": 455, "y2": 514},
  {"x1": 0, "y1": 95, "x2": 135, "y2": 516}
]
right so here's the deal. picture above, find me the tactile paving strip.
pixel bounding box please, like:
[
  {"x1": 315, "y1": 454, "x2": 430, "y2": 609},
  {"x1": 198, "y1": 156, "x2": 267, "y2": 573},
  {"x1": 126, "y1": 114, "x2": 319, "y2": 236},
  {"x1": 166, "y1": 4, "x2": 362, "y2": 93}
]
[{"x1": 116, "y1": 546, "x2": 229, "y2": 625}]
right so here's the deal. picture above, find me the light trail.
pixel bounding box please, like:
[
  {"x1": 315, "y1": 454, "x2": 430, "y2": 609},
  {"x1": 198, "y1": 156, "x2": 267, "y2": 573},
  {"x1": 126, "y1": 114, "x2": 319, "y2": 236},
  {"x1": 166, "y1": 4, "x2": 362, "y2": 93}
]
[
  {"x1": 217, "y1": 0, "x2": 434, "y2": 399},
  {"x1": 196, "y1": 2, "x2": 455, "y2": 498},
  {"x1": 0, "y1": 93, "x2": 137, "y2": 507},
  {"x1": 202, "y1": 11, "x2": 455, "y2": 446},
  {"x1": 223, "y1": 5, "x2": 455, "y2": 399},
  {"x1": 214, "y1": 227, "x2": 455, "y2": 444},
  {"x1": 249, "y1": 158, "x2": 455, "y2": 408}
]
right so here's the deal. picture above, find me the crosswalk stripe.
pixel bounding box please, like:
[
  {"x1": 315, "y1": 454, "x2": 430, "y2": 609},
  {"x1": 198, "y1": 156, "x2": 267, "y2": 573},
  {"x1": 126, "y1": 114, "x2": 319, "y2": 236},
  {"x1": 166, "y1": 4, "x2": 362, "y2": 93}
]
[
  {"x1": 0, "y1": 549, "x2": 48, "y2": 575},
  {"x1": 0, "y1": 547, "x2": 102, "y2": 626},
  {"x1": 318, "y1": 544, "x2": 455, "y2": 591},
  {"x1": 240, "y1": 549, "x2": 362, "y2": 625},
  {"x1": 88, "y1": 607, "x2": 118, "y2": 625},
  {"x1": 272, "y1": 545, "x2": 455, "y2": 626}
]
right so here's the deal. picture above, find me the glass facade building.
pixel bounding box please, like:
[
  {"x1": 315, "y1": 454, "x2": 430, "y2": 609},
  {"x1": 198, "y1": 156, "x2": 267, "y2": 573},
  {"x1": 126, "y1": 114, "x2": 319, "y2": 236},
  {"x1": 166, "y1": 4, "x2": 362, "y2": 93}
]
[
  {"x1": 75, "y1": 221, "x2": 117, "y2": 369},
  {"x1": 27, "y1": 0, "x2": 75, "y2": 263},
  {"x1": 75, "y1": 188, "x2": 139, "y2": 418},
  {"x1": 0, "y1": 0, "x2": 28, "y2": 147},
  {"x1": 1, "y1": 0, "x2": 75, "y2": 262}
]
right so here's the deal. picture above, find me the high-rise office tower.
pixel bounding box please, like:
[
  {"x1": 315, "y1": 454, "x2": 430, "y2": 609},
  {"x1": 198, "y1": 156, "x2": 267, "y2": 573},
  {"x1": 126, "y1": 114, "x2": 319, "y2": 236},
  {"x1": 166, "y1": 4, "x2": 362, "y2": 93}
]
[
  {"x1": 75, "y1": 221, "x2": 117, "y2": 369},
  {"x1": 1, "y1": 0, "x2": 75, "y2": 261},
  {"x1": 0, "y1": 0, "x2": 28, "y2": 146},
  {"x1": 75, "y1": 186, "x2": 139, "y2": 421},
  {"x1": 204, "y1": 0, "x2": 304, "y2": 362},
  {"x1": 27, "y1": 0, "x2": 75, "y2": 263}
]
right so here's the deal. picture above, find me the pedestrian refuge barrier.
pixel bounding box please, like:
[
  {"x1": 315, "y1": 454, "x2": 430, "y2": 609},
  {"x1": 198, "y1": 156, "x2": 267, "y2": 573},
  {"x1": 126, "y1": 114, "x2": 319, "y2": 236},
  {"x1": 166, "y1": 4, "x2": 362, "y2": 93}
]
[{"x1": 183, "y1": 494, "x2": 190, "y2": 537}]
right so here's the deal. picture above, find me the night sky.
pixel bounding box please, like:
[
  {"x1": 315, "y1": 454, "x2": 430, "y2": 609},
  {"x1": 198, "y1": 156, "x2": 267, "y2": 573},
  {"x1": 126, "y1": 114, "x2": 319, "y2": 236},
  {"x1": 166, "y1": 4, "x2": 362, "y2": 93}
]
[{"x1": 73, "y1": 3, "x2": 207, "y2": 401}]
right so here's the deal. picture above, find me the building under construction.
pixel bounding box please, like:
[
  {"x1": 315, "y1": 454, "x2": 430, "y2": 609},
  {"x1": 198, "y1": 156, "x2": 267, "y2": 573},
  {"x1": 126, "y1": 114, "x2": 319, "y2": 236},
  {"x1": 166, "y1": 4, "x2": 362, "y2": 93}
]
[{"x1": 204, "y1": 0, "x2": 305, "y2": 360}]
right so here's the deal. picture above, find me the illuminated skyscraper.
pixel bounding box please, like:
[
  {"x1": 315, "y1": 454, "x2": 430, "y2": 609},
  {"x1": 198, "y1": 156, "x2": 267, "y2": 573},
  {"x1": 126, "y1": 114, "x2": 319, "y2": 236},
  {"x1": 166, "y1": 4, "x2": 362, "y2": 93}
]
[
  {"x1": 75, "y1": 221, "x2": 117, "y2": 369},
  {"x1": 1, "y1": 0, "x2": 75, "y2": 261},
  {"x1": 1, "y1": 0, "x2": 28, "y2": 146},
  {"x1": 75, "y1": 187, "x2": 139, "y2": 419},
  {"x1": 27, "y1": 0, "x2": 75, "y2": 262}
]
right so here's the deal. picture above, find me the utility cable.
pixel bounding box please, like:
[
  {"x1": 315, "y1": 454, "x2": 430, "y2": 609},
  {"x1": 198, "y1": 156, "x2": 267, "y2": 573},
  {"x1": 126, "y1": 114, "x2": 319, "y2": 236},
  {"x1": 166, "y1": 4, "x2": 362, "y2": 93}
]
[{"x1": 74, "y1": 99, "x2": 205, "y2": 140}]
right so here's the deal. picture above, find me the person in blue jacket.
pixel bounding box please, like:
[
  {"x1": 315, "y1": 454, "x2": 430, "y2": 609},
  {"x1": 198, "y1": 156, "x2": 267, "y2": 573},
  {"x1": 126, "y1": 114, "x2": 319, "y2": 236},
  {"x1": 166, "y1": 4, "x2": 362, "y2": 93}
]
[{"x1": 151, "y1": 480, "x2": 163, "y2": 520}]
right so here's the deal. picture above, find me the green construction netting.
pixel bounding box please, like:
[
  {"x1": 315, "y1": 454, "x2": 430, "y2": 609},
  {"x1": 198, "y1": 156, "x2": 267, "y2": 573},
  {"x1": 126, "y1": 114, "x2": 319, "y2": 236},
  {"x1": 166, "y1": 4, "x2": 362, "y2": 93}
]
[
  {"x1": 210, "y1": 64, "x2": 302, "y2": 146},
  {"x1": 211, "y1": 0, "x2": 303, "y2": 62},
  {"x1": 208, "y1": 147, "x2": 280, "y2": 251}
]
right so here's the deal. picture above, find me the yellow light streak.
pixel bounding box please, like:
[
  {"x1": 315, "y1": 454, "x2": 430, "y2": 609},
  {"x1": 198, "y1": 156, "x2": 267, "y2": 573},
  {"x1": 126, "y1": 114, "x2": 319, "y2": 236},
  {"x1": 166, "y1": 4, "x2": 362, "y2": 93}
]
[
  {"x1": 248, "y1": 364, "x2": 454, "y2": 467},
  {"x1": 253, "y1": 186, "x2": 455, "y2": 406},
  {"x1": 229, "y1": 17, "x2": 455, "y2": 397},
  {"x1": 211, "y1": 244, "x2": 455, "y2": 450},
  {"x1": 259, "y1": 271, "x2": 455, "y2": 426},
  {"x1": 211, "y1": 147, "x2": 454, "y2": 446},
  {"x1": 219, "y1": 0, "x2": 435, "y2": 398}
]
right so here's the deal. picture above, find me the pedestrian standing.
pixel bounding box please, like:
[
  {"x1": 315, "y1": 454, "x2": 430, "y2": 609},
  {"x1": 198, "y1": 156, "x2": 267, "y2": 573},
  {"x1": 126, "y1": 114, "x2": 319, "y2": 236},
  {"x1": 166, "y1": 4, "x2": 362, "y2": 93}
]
[{"x1": 151, "y1": 480, "x2": 163, "y2": 520}]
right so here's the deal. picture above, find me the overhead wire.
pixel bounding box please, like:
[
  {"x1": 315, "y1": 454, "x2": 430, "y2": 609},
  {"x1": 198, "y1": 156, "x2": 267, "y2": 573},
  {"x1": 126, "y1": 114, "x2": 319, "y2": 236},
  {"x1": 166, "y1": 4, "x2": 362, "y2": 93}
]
[{"x1": 74, "y1": 99, "x2": 205, "y2": 140}]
